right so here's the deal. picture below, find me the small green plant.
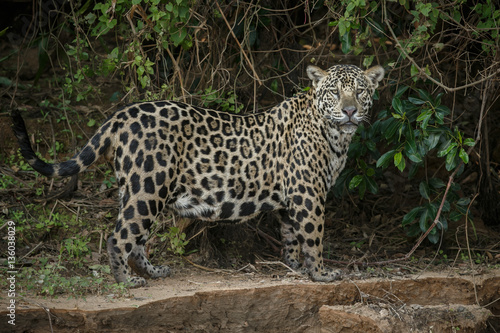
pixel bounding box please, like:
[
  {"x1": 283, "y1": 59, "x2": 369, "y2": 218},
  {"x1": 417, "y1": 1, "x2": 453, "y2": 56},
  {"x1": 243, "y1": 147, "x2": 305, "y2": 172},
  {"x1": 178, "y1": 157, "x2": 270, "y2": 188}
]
[
  {"x1": 0, "y1": 173, "x2": 28, "y2": 190},
  {"x1": 198, "y1": 87, "x2": 244, "y2": 113},
  {"x1": 61, "y1": 237, "x2": 91, "y2": 267},
  {"x1": 35, "y1": 211, "x2": 70, "y2": 232},
  {"x1": 437, "y1": 250, "x2": 448, "y2": 264},
  {"x1": 159, "y1": 226, "x2": 189, "y2": 256},
  {"x1": 327, "y1": 0, "x2": 380, "y2": 55},
  {"x1": 474, "y1": 253, "x2": 484, "y2": 264},
  {"x1": 102, "y1": 169, "x2": 117, "y2": 189},
  {"x1": 350, "y1": 240, "x2": 365, "y2": 249},
  {"x1": 10, "y1": 261, "x2": 131, "y2": 297},
  {"x1": 6, "y1": 150, "x2": 34, "y2": 172},
  {"x1": 47, "y1": 141, "x2": 64, "y2": 158}
]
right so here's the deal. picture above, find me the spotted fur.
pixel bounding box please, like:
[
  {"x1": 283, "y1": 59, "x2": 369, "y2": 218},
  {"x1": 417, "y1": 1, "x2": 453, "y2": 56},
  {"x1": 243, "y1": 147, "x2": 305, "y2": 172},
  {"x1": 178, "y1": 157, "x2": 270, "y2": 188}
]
[{"x1": 12, "y1": 64, "x2": 384, "y2": 287}]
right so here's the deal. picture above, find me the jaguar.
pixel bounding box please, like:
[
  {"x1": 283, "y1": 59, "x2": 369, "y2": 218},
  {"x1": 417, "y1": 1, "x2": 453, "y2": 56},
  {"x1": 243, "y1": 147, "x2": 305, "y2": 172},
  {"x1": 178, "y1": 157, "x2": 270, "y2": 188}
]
[{"x1": 12, "y1": 63, "x2": 384, "y2": 287}]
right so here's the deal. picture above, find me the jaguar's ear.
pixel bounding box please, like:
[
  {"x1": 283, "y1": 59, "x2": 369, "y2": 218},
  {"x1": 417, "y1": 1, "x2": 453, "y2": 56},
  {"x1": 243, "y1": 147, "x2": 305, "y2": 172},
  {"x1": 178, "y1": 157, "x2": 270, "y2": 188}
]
[
  {"x1": 307, "y1": 65, "x2": 328, "y2": 87},
  {"x1": 364, "y1": 65, "x2": 385, "y2": 89}
]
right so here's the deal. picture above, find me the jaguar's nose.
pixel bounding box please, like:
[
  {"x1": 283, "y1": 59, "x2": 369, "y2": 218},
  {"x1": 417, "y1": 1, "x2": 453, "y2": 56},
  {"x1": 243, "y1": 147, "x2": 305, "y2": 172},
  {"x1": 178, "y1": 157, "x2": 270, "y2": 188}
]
[{"x1": 342, "y1": 106, "x2": 357, "y2": 118}]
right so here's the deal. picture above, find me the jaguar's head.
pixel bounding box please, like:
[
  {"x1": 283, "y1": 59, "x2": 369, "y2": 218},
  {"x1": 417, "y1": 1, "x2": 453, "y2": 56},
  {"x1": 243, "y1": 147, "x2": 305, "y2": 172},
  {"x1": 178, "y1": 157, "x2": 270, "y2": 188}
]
[{"x1": 307, "y1": 64, "x2": 385, "y2": 134}]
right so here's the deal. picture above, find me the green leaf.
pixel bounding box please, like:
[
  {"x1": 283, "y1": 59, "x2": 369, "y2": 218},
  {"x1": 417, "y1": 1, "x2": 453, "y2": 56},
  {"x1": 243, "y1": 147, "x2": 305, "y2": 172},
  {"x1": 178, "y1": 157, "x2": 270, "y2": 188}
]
[
  {"x1": 455, "y1": 204, "x2": 468, "y2": 215},
  {"x1": 427, "y1": 230, "x2": 440, "y2": 244},
  {"x1": 394, "y1": 151, "x2": 402, "y2": 165},
  {"x1": 402, "y1": 206, "x2": 423, "y2": 226},
  {"x1": 437, "y1": 216, "x2": 448, "y2": 231},
  {"x1": 459, "y1": 148, "x2": 469, "y2": 164},
  {"x1": 332, "y1": 168, "x2": 355, "y2": 198},
  {"x1": 348, "y1": 142, "x2": 363, "y2": 158},
  {"x1": 107, "y1": 18, "x2": 117, "y2": 29},
  {"x1": 392, "y1": 97, "x2": 403, "y2": 115},
  {"x1": 178, "y1": 5, "x2": 189, "y2": 19},
  {"x1": 358, "y1": 178, "x2": 367, "y2": 199},
  {"x1": 435, "y1": 105, "x2": 450, "y2": 116},
  {"x1": 438, "y1": 140, "x2": 457, "y2": 157},
  {"x1": 417, "y1": 89, "x2": 433, "y2": 102},
  {"x1": 171, "y1": 28, "x2": 188, "y2": 47},
  {"x1": 408, "y1": 162, "x2": 420, "y2": 179},
  {"x1": 434, "y1": 110, "x2": 444, "y2": 124},
  {"x1": 406, "y1": 224, "x2": 422, "y2": 237},
  {"x1": 425, "y1": 133, "x2": 440, "y2": 150},
  {"x1": 445, "y1": 147, "x2": 458, "y2": 171},
  {"x1": 428, "y1": 178, "x2": 445, "y2": 189},
  {"x1": 381, "y1": 118, "x2": 401, "y2": 140},
  {"x1": 358, "y1": 158, "x2": 368, "y2": 171},
  {"x1": 419, "y1": 181, "x2": 430, "y2": 200},
  {"x1": 420, "y1": 114, "x2": 433, "y2": 128},
  {"x1": 349, "y1": 175, "x2": 363, "y2": 190},
  {"x1": 417, "y1": 110, "x2": 432, "y2": 128},
  {"x1": 363, "y1": 55, "x2": 374, "y2": 68},
  {"x1": 365, "y1": 140, "x2": 377, "y2": 152},
  {"x1": 441, "y1": 200, "x2": 451, "y2": 212},
  {"x1": 340, "y1": 32, "x2": 352, "y2": 54},
  {"x1": 87, "y1": 119, "x2": 96, "y2": 127},
  {"x1": 397, "y1": 157, "x2": 406, "y2": 172},
  {"x1": 394, "y1": 152, "x2": 406, "y2": 171},
  {"x1": 464, "y1": 138, "x2": 475, "y2": 147},
  {"x1": 456, "y1": 197, "x2": 471, "y2": 206},
  {"x1": 137, "y1": 65, "x2": 145, "y2": 76},
  {"x1": 346, "y1": 2, "x2": 356, "y2": 13},
  {"x1": 407, "y1": 152, "x2": 423, "y2": 163},
  {"x1": 270, "y1": 80, "x2": 278, "y2": 92},
  {"x1": 420, "y1": 203, "x2": 438, "y2": 233},
  {"x1": 365, "y1": 175, "x2": 378, "y2": 194},
  {"x1": 248, "y1": 25, "x2": 258, "y2": 47},
  {"x1": 449, "y1": 210, "x2": 463, "y2": 221},
  {"x1": 338, "y1": 18, "x2": 347, "y2": 36},
  {"x1": 410, "y1": 64, "x2": 419, "y2": 80},
  {"x1": 394, "y1": 85, "x2": 409, "y2": 98},
  {"x1": 376, "y1": 149, "x2": 396, "y2": 168},
  {"x1": 419, "y1": 207, "x2": 429, "y2": 231},
  {"x1": 408, "y1": 96, "x2": 426, "y2": 105}
]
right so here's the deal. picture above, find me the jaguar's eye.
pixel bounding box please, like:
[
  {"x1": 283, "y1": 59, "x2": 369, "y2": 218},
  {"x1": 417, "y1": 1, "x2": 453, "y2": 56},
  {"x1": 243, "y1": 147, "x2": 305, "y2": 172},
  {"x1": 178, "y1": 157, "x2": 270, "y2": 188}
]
[
  {"x1": 330, "y1": 90, "x2": 339, "y2": 98},
  {"x1": 356, "y1": 89, "x2": 364, "y2": 97}
]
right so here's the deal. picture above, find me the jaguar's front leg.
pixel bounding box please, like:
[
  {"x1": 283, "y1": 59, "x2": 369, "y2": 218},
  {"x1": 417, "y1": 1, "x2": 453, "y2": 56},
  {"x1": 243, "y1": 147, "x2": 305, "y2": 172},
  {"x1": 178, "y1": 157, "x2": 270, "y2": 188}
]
[{"x1": 286, "y1": 200, "x2": 341, "y2": 282}]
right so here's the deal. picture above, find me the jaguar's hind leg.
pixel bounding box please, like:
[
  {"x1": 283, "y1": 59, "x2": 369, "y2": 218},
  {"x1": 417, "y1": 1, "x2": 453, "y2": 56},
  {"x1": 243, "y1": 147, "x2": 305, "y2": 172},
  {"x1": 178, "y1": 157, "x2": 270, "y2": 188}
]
[
  {"x1": 107, "y1": 191, "x2": 170, "y2": 287},
  {"x1": 128, "y1": 233, "x2": 171, "y2": 279},
  {"x1": 107, "y1": 233, "x2": 147, "y2": 287}
]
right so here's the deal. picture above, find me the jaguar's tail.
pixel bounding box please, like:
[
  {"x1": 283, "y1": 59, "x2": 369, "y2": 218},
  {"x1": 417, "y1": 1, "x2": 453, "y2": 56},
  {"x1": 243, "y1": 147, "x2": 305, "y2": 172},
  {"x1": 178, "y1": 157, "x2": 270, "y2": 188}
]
[{"x1": 11, "y1": 112, "x2": 112, "y2": 178}]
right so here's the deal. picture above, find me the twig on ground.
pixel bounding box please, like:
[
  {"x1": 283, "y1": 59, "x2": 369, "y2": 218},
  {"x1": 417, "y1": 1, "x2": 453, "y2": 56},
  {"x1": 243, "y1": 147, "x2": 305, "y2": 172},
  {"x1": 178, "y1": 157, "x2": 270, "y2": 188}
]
[{"x1": 256, "y1": 260, "x2": 296, "y2": 273}]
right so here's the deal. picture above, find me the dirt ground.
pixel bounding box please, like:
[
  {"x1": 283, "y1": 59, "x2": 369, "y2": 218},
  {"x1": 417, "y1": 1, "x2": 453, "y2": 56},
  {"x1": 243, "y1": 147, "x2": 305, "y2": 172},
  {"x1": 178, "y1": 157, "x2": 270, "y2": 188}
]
[{"x1": 1, "y1": 266, "x2": 499, "y2": 332}]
